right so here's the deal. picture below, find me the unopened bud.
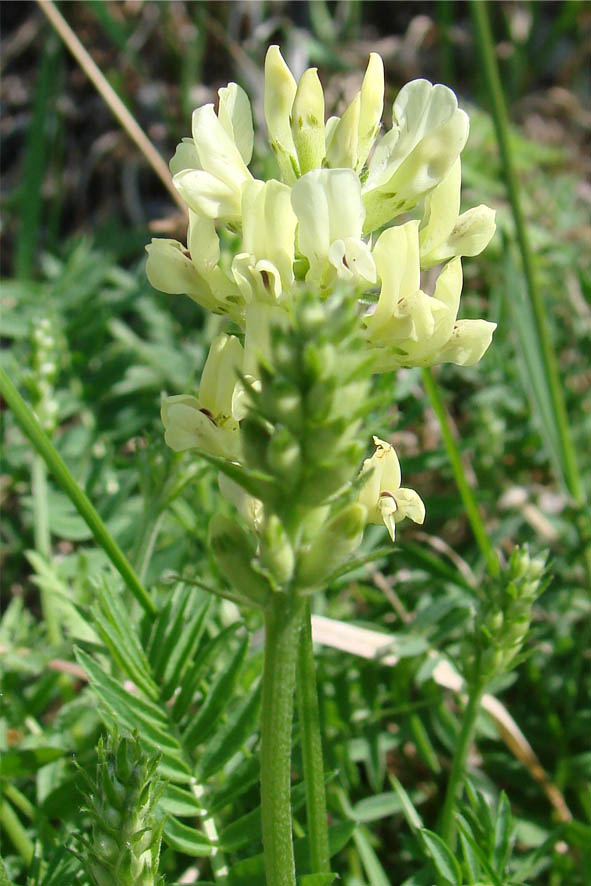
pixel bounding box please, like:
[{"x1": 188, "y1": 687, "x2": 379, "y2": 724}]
[
  {"x1": 260, "y1": 514, "x2": 295, "y2": 585},
  {"x1": 210, "y1": 513, "x2": 271, "y2": 607},
  {"x1": 297, "y1": 503, "x2": 367, "y2": 589},
  {"x1": 291, "y1": 68, "x2": 326, "y2": 174}
]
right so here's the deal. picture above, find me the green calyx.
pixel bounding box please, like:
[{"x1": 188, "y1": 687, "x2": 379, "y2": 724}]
[{"x1": 77, "y1": 732, "x2": 165, "y2": 886}]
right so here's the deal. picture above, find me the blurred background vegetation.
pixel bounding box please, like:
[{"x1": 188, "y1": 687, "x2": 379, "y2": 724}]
[{"x1": 1, "y1": 2, "x2": 590, "y2": 884}]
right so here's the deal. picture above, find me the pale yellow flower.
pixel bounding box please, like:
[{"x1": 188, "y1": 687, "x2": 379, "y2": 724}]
[
  {"x1": 365, "y1": 220, "x2": 496, "y2": 369},
  {"x1": 161, "y1": 334, "x2": 243, "y2": 458},
  {"x1": 358, "y1": 437, "x2": 425, "y2": 541},
  {"x1": 290, "y1": 168, "x2": 376, "y2": 286},
  {"x1": 419, "y1": 159, "x2": 496, "y2": 268},
  {"x1": 171, "y1": 84, "x2": 254, "y2": 222},
  {"x1": 362, "y1": 79, "x2": 469, "y2": 232}
]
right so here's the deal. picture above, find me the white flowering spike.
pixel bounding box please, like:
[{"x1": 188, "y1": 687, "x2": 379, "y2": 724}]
[
  {"x1": 419, "y1": 159, "x2": 496, "y2": 268},
  {"x1": 217, "y1": 82, "x2": 254, "y2": 165},
  {"x1": 161, "y1": 333, "x2": 243, "y2": 457},
  {"x1": 291, "y1": 68, "x2": 326, "y2": 174},
  {"x1": 363, "y1": 79, "x2": 469, "y2": 232},
  {"x1": 172, "y1": 104, "x2": 253, "y2": 221},
  {"x1": 232, "y1": 179, "x2": 298, "y2": 303},
  {"x1": 366, "y1": 221, "x2": 496, "y2": 368},
  {"x1": 264, "y1": 45, "x2": 299, "y2": 183},
  {"x1": 291, "y1": 168, "x2": 376, "y2": 286},
  {"x1": 358, "y1": 436, "x2": 425, "y2": 541}
]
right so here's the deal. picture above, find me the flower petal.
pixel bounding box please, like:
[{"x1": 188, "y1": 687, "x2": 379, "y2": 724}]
[
  {"x1": 191, "y1": 103, "x2": 252, "y2": 193},
  {"x1": 217, "y1": 82, "x2": 254, "y2": 166},
  {"x1": 435, "y1": 318, "x2": 497, "y2": 366},
  {"x1": 173, "y1": 168, "x2": 240, "y2": 220}
]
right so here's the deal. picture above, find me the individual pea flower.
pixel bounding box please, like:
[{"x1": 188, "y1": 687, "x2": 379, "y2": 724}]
[
  {"x1": 290, "y1": 168, "x2": 376, "y2": 287},
  {"x1": 419, "y1": 159, "x2": 497, "y2": 269},
  {"x1": 364, "y1": 220, "x2": 496, "y2": 369},
  {"x1": 231, "y1": 178, "x2": 298, "y2": 303},
  {"x1": 362, "y1": 79, "x2": 470, "y2": 233},
  {"x1": 357, "y1": 436, "x2": 425, "y2": 541},
  {"x1": 161, "y1": 333, "x2": 243, "y2": 458},
  {"x1": 171, "y1": 82, "x2": 254, "y2": 222}
]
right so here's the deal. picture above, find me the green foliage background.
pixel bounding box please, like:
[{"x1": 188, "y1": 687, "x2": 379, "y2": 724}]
[{"x1": 1, "y1": 2, "x2": 589, "y2": 884}]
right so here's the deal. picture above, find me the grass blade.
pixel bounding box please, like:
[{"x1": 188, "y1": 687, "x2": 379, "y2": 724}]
[
  {"x1": 422, "y1": 368, "x2": 499, "y2": 577},
  {"x1": 0, "y1": 367, "x2": 156, "y2": 616}
]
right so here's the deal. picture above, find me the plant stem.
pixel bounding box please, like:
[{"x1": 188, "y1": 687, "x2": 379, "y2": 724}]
[
  {"x1": 0, "y1": 367, "x2": 156, "y2": 616},
  {"x1": 191, "y1": 782, "x2": 228, "y2": 883},
  {"x1": 296, "y1": 600, "x2": 330, "y2": 874},
  {"x1": 31, "y1": 453, "x2": 61, "y2": 646},
  {"x1": 0, "y1": 796, "x2": 34, "y2": 865},
  {"x1": 470, "y1": 0, "x2": 591, "y2": 579},
  {"x1": 422, "y1": 368, "x2": 499, "y2": 577},
  {"x1": 439, "y1": 682, "x2": 485, "y2": 847},
  {"x1": 261, "y1": 593, "x2": 306, "y2": 886}
]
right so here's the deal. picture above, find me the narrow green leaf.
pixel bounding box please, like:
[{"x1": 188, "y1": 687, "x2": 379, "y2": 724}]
[
  {"x1": 493, "y1": 791, "x2": 513, "y2": 873},
  {"x1": 163, "y1": 814, "x2": 213, "y2": 857},
  {"x1": 183, "y1": 635, "x2": 249, "y2": 747},
  {"x1": 92, "y1": 583, "x2": 158, "y2": 701},
  {"x1": 389, "y1": 774, "x2": 423, "y2": 831},
  {"x1": 197, "y1": 680, "x2": 261, "y2": 782},
  {"x1": 159, "y1": 784, "x2": 204, "y2": 818},
  {"x1": 147, "y1": 593, "x2": 174, "y2": 672},
  {"x1": 162, "y1": 596, "x2": 212, "y2": 701},
  {"x1": 75, "y1": 648, "x2": 191, "y2": 784},
  {"x1": 409, "y1": 713, "x2": 441, "y2": 774},
  {"x1": 171, "y1": 623, "x2": 241, "y2": 723},
  {"x1": 419, "y1": 828, "x2": 462, "y2": 885},
  {"x1": 351, "y1": 791, "x2": 404, "y2": 823},
  {"x1": 353, "y1": 826, "x2": 390, "y2": 886},
  {"x1": 456, "y1": 817, "x2": 503, "y2": 886},
  {"x1": 0, "y1": 747, "x2": 65, "y2": 777},
  {"x1": 457, "y1": 817, "x2": 479, "y2": 883},
  {"x1": 150, "y1": 586, "x2": 191, "y2": 681}
]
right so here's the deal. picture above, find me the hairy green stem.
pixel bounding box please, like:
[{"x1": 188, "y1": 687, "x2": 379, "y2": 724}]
[
  {"x1": 439, "y1": 683, "x2": 485, "y2": 847},
  {"x1": 31, "y1": 454, "x2": 61, "y2": 646},
  {"x1": 422, "y1": 369, "x2": 499, "y2": 577},
  {"x1": 0, "y1": 367, "x2": 155, "y2": 616},
  {"x1": 0, "y1": 795, "x2": 34, "y2": 865},
  {"x1": 261, "y1": 593, "x2": 306, "y2": 886},
  {"x1": 470, "y1": 0, "x2": 590, "y2": 579},
  {"x1": 296, "y1": 601, "x2": 330, "y2": 874}
]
